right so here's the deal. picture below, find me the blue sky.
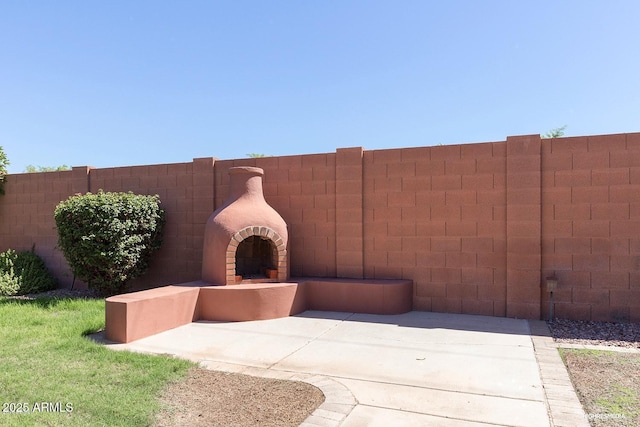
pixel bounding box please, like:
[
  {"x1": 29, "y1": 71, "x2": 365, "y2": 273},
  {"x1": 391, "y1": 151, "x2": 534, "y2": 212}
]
[{"x1": 1, "y1": 1, "x2": 639, "y2": 174}]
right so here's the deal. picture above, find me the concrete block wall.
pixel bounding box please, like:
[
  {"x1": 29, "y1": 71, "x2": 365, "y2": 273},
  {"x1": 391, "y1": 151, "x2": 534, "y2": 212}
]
[
  {"x1": 363, "y1": 141, "x2": 508, "y2": 317},
  {"x1": 0, "y1": 167, "x2": 87, "y2": 286},
  {"x1": 541, "y1": 133, "x2": 640, "y2": 322},
  {"x1": 87, "y1": 159, "x2": 216, "y2": 289},
  {"x1": 1, "y1": 131, "x2": 640, "y2": 321},
  {"x1": 0, "y1": 161, "x2": 216, "y2": 289},
  {"x1": 506, "y1": 135, "x2": 542, "y2": 319}
]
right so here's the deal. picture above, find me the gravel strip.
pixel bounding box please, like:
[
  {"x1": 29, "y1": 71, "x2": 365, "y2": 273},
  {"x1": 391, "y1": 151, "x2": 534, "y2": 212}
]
[{"x1": 548, "y1": 318, "x2": 640, "y2": 349}]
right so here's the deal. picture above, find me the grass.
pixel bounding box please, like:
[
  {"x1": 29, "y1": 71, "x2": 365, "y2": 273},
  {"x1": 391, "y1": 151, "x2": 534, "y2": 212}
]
[
  {"x1": 0, "y1": 296, "x2": 193, "y2": 426},
  {"x1": 560, "y1": 348, "x2": 640, "y2": 426},
  {"x1": 596, "y1": 385, "x2": 638, "y2": 416}
]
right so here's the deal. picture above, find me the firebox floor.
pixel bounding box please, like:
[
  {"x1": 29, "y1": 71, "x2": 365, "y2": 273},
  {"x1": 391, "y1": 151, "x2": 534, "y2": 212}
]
[{"x1": 95, "y1": 311, "x2": 584, "y2": 427}]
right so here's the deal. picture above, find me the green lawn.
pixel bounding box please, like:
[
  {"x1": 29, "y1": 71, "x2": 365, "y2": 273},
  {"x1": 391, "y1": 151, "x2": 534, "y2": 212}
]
[{"x1": 0, "y1": 297, "x2": 193, "y2": 426}]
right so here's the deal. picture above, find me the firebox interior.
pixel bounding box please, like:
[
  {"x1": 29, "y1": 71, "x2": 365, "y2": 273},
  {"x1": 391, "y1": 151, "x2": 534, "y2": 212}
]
[{"x1": 235, "y1": 236, "x2": 277, "y2": 279}]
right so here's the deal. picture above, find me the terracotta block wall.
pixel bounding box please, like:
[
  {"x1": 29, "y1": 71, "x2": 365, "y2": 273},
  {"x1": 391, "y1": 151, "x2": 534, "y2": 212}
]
[
  {"x1": 335, "y1": 148, "x2": 364, "y2": 278},
  {"x1": 363, "y1": 142, "x2": 508, "y2": 317},
  {"x1": 0, "y1": 167, "x2": 89, "y2": 286},
  {"x1": 541, "y1": 133, "x2": 640, "y2": 322},
  {"x1": 0, "y1": 161, "x2": 215, "y2": 289},
  {"x1": 506, "y1": 135, "x2": 542, "y2": 319},
  {"x1": 2, "y1": 131, "x2": 640, "y2": 321},
  {"x1": 87, "y1": 159, "x2": 215, "y2": 288}
]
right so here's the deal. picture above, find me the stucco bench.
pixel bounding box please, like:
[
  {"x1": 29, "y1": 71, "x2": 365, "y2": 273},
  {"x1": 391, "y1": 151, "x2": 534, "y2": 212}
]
[
  {"x1": 198, "y1": 282, "x2": 307, "y2": 321},
  {"x1": 105, "y1": 278, "x2": 414, "y2": 343},
  {"x1": 105, "y1": 285, "x2": 200, "y2": 343},
  {"x1": 298, "y1": 278, "x2": 413, "y2": 315}
]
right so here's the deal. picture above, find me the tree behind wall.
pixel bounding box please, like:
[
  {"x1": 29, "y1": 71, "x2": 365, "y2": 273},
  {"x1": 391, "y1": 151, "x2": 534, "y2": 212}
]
[
  {"x1": 24, "y1": 164, "x2": 70, "y2": 173},
  {"x1": 542, "y1": 125, "x2": 567, "y2": 139},
  {"x1": 54, "y1": 191, "x2": 166, "y2": 295},
  {"x1": 0, "y1": 146, "x2": 9, "y2": 195}
]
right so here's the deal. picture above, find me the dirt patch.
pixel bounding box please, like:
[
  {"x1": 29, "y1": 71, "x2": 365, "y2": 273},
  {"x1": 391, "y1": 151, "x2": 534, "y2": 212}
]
[
  {"x1": 550, "y1": 319, "x2": 640, "y2": 426},
  {"x1": 560, "y1": 349, "x2": 640, "y2": 427},
  {"x1": 154, "y1": 367, "x2": 325, "y2": 427}
]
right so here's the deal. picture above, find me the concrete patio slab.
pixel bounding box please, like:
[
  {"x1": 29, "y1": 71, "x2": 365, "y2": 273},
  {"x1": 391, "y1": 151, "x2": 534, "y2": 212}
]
[
  {"x1": 98, "y1": 311, "x2": 587, "y2": 426},
  {"x1": 338, "y1": 379, "x2": 548, "y2": 427},
  {"x1": 271, "y1": 312, "x2": 543, "y2": 401},
  {"x1": 341, "y1": 405, "x2": 490, "y2": 427}
]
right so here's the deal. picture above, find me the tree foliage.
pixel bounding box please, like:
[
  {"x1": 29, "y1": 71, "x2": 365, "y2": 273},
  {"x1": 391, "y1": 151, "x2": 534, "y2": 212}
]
[
  {"x1": 24, "y1": 164, "x2": 70, "y2": 173},
  {"x1": 54, "y1": 191, "x2": 166, "y2": 295},
  {"x1": 0, "y1": 145, "x2": 9, "y2": 195},
  {"x1": 542, "y1": 125, "x2": 567, "y2": 139}
]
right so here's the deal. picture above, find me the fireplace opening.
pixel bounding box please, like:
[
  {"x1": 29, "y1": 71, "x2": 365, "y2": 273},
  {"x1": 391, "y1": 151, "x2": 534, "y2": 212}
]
[{"x1": 235, "y1": 236, "x2": 278, "y2": 281}]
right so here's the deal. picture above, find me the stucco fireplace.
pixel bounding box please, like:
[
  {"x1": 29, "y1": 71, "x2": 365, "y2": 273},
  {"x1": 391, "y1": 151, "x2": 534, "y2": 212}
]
[{"x1": 201, "y1": 166, "x2": 289, "y2": 285}]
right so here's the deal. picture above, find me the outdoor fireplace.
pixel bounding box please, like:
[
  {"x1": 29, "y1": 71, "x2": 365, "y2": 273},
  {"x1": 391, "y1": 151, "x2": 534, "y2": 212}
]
[{"x1": 202, "y1": 166, "x2": 288, "y2": 285}]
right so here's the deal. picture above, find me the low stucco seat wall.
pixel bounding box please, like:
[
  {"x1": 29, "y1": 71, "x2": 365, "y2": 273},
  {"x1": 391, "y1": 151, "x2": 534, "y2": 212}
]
[
  {"x1": 105, "y1": 278, "x2": 414, "y2": 343},
  {"x1": 105, "y1": 285, "x2": 200, "y2": 343},
  {"x1": 198, "y1": 282, "x2": 307, "y2": 321},
  {"x1": 297, "y1": 278, "x2": 413, "y2": 315}
]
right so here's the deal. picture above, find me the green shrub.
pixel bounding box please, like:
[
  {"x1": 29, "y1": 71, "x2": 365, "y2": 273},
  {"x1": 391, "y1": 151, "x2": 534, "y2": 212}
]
[
  {"x1": 0, "y1": 249, "x2": 20, "y2": 296},
  {"x1": 14, "y1": 247, "x2": 58, "y2": 294},
  {"x1": 0, "y1": 247, "x2": 57, "y2": 296},
  {"x1": 54, "y1": 190, "x2": 166, "y2": 295}
]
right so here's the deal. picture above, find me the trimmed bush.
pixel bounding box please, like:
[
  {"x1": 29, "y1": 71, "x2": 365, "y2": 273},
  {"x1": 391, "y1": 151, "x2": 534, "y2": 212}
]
[
  {"x1": 0, "y1": 247, "x2": 57, "y2": 296},
  {"x1": 54, "y1": 190, "x2": 165, "y2": 295}
]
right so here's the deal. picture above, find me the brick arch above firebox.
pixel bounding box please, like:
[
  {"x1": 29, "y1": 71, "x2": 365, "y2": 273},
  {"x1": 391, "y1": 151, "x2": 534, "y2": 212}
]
[{"x1": 225, "y1": 226, "x2": 288, "y2": 284}]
